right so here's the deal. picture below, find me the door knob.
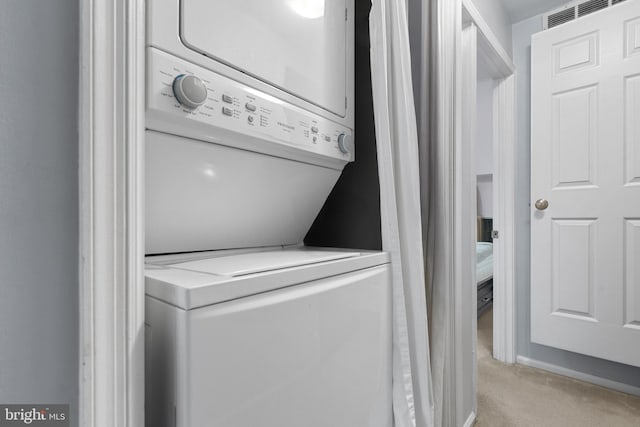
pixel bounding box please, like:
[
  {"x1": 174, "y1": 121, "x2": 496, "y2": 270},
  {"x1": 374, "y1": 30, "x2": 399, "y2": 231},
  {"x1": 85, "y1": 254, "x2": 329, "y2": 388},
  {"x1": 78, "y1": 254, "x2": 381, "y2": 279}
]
[{"x1": 535, "y1": 199, "x2": 549, "y2": 210}]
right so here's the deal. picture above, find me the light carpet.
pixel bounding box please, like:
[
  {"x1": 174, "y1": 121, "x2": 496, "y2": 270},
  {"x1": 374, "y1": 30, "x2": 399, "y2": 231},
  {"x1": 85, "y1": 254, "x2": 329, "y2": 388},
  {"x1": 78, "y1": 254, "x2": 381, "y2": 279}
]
[{"x1": 475, "y1": 308, "x2": 640, "y2": 427}]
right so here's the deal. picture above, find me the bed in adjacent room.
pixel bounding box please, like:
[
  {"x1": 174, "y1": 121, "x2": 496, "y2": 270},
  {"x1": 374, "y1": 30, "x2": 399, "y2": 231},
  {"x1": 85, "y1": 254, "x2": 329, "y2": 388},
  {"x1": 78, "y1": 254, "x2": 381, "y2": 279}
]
[{"x1": 476, "y1": 218, "x2": 493, "y2": 317}]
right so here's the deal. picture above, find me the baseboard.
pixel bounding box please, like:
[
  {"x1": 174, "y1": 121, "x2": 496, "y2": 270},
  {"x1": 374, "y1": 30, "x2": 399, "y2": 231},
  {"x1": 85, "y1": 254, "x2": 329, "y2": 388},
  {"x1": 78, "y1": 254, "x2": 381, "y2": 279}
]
[
  {"x1": 516, "y1": 355, "x2": 640, "y2": 397},
  {"x1": 463, "y1": 411, "x2": 476, "y2": 427}
]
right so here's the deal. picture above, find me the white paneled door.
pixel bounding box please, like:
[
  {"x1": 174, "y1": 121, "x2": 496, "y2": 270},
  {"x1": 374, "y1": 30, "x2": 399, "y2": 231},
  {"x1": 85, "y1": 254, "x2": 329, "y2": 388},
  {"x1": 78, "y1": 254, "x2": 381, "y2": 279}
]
[{"x1": 531, "y1": 0, "x2": 640, "y2": 367}]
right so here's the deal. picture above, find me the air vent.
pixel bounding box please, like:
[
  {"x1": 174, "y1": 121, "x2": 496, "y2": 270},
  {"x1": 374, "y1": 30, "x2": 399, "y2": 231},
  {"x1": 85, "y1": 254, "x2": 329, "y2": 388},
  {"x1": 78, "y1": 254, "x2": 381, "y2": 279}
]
[
  {"x1": 578, "y1": 0, "x2": 608, "y2": 16},
  {"x1": 543, "y1": 0, "x2": 628, "y2": 30},
  {"x1": 548, "y1": 7, "x2": 576, "y2": 29}
]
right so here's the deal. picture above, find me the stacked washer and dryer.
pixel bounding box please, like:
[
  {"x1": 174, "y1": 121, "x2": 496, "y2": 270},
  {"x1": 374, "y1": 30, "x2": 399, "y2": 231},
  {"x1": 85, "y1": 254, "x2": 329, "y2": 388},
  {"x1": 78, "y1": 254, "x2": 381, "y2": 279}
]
[{"x1": 144, "y1": 1, "x2": 392, "y2": 426}]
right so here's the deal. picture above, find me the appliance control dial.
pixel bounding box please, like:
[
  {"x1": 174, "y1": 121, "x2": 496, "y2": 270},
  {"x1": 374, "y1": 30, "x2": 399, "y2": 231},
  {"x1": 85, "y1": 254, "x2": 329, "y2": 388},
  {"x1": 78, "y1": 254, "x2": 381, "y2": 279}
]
[
  {"x1": 337, "y1": 133, "x2": 352, "y2": 154},
  {"x1": 172, "y1": 74, "x2": 208, "y2": 109}
]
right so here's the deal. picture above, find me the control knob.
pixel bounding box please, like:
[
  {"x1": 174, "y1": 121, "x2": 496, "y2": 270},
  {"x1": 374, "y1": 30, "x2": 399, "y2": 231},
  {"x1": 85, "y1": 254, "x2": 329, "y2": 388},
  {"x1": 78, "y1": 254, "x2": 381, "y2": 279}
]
[
  {"x1": 337, "y1": 133, "x2": 353, "y2": 155},
  {"x1": 172, "y1": 74, "x2": 207, "y2": 109}
]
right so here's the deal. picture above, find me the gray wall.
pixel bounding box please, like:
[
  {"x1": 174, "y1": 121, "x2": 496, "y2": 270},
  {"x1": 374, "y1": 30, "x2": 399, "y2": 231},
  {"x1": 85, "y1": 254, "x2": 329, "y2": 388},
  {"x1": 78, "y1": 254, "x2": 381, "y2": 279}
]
[
  {"x1": 513, "y1": 15, "x2": 640, "y2": 390},
  {"x1": 469, "y1": 0, "x2": 513, "y2": 55},
  {"x1": 0, "y1": 1, "x2": 79, "y2": 424},
  {"x1": 476, "y1": 77, "x2": 494, "y2": 219},
  {"x1": 475, "y1": 79, "x2": 494, "y2": 176}
]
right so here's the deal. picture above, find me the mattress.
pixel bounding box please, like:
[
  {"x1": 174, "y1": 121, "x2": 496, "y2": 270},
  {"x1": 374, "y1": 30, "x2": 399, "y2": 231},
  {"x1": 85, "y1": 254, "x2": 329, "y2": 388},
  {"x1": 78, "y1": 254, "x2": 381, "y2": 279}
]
[{"x1": 476, "y1": 242, "x2": 493, "y2": 285}]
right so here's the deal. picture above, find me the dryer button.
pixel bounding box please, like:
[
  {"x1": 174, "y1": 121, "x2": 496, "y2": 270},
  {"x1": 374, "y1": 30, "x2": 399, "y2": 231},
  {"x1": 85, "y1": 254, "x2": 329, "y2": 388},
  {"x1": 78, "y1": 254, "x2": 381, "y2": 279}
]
[
  {"x1": 222, "y1": 106, "x2": 233, "y2": 116},
  {"x1": 222, "y1": 94, "x2": 233, "y2": 104}
]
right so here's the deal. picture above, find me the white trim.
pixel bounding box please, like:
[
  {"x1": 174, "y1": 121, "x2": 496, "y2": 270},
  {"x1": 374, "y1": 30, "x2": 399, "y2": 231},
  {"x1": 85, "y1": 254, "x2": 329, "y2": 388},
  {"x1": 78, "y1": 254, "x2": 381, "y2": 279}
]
[
  {"x1": 516, "y1": 356, "x2": 640, "y2": 397},
  {"x1": 463, "y1": 411, "x2": 477, "y2": 427},
  {"x1": 492, "y1": 76, "x2": 517, "y2": 364},
  {"x1": 460, "y1": 22, "x2": 479, "y2": 417},
  {"x1": 461, "y1": 0, "x2": 515, "y2": 75},
  {"x1": 451, "y1": 1, "x2": 465, "y2": 424},
  {"x1": 78, "y1": 0, "x2": 146, "y2": 425},
  {"x1": 126, "y1": 0, "x2": 146, "y2": 424},
  {"x1": 433, "y1": 0, "x2": 464, "y2": 424}
]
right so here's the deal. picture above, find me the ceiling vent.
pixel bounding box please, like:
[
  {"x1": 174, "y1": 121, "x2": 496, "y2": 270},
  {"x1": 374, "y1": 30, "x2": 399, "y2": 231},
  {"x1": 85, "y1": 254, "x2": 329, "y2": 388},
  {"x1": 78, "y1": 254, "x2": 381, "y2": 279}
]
[
  {"x1": 578, "y1": 0, "x2": 609, "y2": 16},
  {"x1": 547, "y1": 7, "x2": 576, "y2": 28},
  {"x1": 543, "y1": 0, "x2": 627, "y2": 30}
]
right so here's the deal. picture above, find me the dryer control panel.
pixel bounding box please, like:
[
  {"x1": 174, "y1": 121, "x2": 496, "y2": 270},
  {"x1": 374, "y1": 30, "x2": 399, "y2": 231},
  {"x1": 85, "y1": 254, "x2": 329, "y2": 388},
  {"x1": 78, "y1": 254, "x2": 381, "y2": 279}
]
[{"x1": 146, "y1": 48, "x2": 354, "y2": 165}]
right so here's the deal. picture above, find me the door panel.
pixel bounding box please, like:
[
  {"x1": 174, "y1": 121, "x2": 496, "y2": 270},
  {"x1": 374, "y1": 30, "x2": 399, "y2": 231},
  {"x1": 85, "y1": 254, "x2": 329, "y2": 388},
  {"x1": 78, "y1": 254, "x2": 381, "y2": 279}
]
[
  {"x1": 531, "y1": 0, "x2": 640, "y2": 367},
  {"x1": 625, "y1": 17, "x2": 640, "y2": 57},
  {"x1": 625, "y1": 74, "x2": 640, "y2": 184},
  {"x1": 625, "y1": 219, "x2": 640, "y2": 327},
  {"x1": 553, "y1": 32, "x2": 598, "y2": 74},
  {"x1": 551, "y1": 85, "x2": 597, "y2": 187},
  {"x1": 551, "y1": 219, "x2": 595, "y2": 318}
]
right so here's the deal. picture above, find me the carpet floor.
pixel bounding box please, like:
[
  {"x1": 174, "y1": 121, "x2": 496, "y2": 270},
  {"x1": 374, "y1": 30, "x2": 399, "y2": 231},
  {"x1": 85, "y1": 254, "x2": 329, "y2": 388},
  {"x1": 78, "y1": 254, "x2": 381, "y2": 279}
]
[{"x1": 475, "y1": 308, "x2": 640, "y2": 427}]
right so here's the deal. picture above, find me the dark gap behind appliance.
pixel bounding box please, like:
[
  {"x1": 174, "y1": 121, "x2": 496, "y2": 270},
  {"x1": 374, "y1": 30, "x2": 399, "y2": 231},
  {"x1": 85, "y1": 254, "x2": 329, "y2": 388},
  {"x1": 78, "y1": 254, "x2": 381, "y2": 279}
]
[{"x1": 305, "y1": 0, "x2": 382, "y2": 251}]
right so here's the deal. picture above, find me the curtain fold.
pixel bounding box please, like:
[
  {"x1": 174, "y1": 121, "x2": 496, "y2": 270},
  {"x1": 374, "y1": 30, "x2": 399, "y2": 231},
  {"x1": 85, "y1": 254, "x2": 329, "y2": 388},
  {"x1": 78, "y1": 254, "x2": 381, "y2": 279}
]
[
  {"x1": 369, "y1": 1, "x2": 434, "y2": 426},
  {"x1": 410, "y1": 0, "x2": 460, "y2": 426}
]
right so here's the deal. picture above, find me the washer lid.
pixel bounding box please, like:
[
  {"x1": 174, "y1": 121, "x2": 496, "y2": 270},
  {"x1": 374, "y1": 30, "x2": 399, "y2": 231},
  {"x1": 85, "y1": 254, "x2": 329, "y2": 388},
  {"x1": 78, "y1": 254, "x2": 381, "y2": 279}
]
[
  {"x1": 180, "y1": 0, "x2": 348, "y2": 117},
  {"x1": 169, "y1": 249, "x2": 359, "y2": 277},
  {"x1": 145, "y1": 248, "x2": 390, "y2": 310}
]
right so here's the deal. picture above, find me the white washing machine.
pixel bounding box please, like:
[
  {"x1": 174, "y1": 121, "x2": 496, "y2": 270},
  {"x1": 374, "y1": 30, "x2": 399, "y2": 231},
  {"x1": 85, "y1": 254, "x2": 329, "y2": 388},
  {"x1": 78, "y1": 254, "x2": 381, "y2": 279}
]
[
  {"x1": 146, "y1": 248, "x2": 392, "y2": 427},
  {"x1": 144, "y1": 1, "x2": 392, "y2": 426}
]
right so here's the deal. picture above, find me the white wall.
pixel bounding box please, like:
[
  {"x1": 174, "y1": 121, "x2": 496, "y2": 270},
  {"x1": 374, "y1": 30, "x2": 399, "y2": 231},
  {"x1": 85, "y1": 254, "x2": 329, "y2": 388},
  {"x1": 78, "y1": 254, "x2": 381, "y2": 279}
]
[
  {"x1": 512, "y1": 14, "x2": 640, "y2": 390},
  {"x1": 476, "y1": 78, "x2": 494, "y2": 218},
  {"x1": 475, "y1": 79, "x2": 494, "y2": 176},
  {"x1": 476, "y1": 175, "x2": 493, "y2": 219},
  {"x1": 0, "y1": 1, "x2": 78, "y2": 424},
  {"x1": 469, "y1": 0, "x2": 513, "y2": 55}
]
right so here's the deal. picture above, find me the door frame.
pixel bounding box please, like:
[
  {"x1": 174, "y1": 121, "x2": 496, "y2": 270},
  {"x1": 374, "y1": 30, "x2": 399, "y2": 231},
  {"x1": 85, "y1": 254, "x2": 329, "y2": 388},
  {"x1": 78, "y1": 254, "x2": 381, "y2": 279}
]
[
  {"x1": 460, "y1": 0, "x2": 517, "y2": 368},
  {"x1": 78, "y1": 0, "x2": 146, "y2": 426},
  {"x1": 460, "y1": 22, "x2": 479, "y2": 424}
]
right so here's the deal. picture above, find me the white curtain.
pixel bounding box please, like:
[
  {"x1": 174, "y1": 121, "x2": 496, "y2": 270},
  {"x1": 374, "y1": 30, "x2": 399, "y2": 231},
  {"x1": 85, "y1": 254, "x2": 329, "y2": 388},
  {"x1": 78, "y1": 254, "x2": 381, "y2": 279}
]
[
  {"x1": 410, "y1": 0, "x2": 460, "y2": 426},
  {"x1": 369, "y1": 1, "x2": 434, "y2": 426}
]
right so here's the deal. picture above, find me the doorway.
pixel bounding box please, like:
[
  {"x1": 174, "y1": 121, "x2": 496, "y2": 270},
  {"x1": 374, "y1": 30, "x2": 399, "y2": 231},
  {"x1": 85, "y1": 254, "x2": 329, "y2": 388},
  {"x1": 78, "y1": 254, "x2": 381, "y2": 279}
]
[
  {"x1": 459, "y1": 2, "x2": 517, "y2": 421},
  {"x1": 475, "y1": 58, "x2": 498, "y2": 325}
]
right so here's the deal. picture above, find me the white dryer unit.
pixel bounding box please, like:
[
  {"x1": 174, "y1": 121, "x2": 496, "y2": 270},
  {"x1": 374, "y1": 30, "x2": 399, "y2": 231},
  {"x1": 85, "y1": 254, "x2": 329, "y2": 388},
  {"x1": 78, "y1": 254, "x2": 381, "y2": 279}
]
[
  {"x1": 145, "y1": 248, "x2": 392, "y2": 427},
  {"x1": 147, "y1": 0, "x2": 354, "y2": 125}
]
